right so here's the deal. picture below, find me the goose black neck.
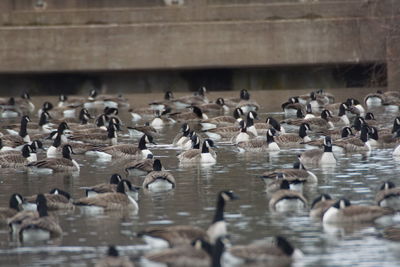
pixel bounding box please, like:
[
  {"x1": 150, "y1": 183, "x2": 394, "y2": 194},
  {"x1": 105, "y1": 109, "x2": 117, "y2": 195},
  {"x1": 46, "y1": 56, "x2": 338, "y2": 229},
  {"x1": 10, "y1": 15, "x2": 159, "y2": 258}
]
[
  {"x1": 360, "y1": 127, "x2": 369, "y2": 143},
  {"x1": 211, "y1": 240, "x2": 224, "y2": 267},
  {"x1": 212, "y1": 195, "x2": 225, "y2": 223},
  {"x1": 299, "y1": 125, "x2": 307, "y2": 139},
  {"x1": 138, "y1": 135, "x2": 147, "y2": 150},
  {"x1": 323, "y1": 144, "x2": 333, "y2": 152},
  {"x1": 338, "y1": 105, "x2": 346, "y2": 116},
  {"x1": 39, "y1": 112, "x2": 48, "y2": 126},
  {"x1": 19, "y1": 119, "x2": 28, "y2": 138},
  {"x1": 246, "y1": 117, "x2": 254, "y2": 127},
  {"x1": 266, "y1": 132, "x2": 275, "y2": 144},
  {"x1": 53, "y1": 134, "x2": 62, "y2": 148},
  {"x1": 37, "y1": 199, "x2": 49, "y2": 217},
  {"x1": 9, "y1": 195, "x2": 21, "y2": 211},
  {"x1": 392, "y1": 118, "x2": 400, "y2": 133},
  {"x1": 62, "y1": 148, "x2": 72, "y2": 160},
  {"x1": 192, "y1": 140, "x2": 200, "y2": 149},
  {"x1": 107, "y1": 125, "x2": 116, "y2": 139},
  {"x1": 201, "y1": 142, "x2": 209, "y2": 154}
]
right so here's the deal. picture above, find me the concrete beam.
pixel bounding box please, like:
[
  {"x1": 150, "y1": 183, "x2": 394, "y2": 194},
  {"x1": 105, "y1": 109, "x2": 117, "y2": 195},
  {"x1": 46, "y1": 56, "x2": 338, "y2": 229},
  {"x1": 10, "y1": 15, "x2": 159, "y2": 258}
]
[
  {"x1": 0, "y1": 17, "x2": 391, "y2": 73},
  {"x1": 387, "y1": 36, "x2": 400, "y2": 91},
  {"x1": 4, "y1": 0, "x2": 400, "y2": 26}
]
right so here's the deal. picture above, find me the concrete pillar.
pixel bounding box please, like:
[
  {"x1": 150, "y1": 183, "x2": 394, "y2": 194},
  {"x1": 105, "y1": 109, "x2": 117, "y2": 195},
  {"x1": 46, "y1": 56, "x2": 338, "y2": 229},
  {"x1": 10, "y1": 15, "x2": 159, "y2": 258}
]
[{"x1": 387, "y1": 36, "x2": 400, "y2": 91}]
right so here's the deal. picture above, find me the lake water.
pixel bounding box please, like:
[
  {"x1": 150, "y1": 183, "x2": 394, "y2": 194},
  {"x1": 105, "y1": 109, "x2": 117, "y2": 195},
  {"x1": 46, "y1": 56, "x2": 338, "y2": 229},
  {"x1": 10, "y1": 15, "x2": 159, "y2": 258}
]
[{"x1": 1, "y1": 88, "x2": 400, "y2": 266}]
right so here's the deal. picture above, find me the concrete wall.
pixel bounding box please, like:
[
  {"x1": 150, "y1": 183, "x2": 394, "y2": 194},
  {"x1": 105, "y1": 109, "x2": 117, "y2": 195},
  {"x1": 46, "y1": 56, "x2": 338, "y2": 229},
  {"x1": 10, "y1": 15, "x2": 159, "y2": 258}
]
[{"x1": 0, "y1": 0, "x2": 398, "y2": 90}]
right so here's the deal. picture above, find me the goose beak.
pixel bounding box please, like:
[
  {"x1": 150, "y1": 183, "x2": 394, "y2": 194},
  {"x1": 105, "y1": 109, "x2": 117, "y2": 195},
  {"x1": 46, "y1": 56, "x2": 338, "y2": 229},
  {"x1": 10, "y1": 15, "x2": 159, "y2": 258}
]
[{"x1": 230, "y1": 192, "x2": 240, "y2": 200}]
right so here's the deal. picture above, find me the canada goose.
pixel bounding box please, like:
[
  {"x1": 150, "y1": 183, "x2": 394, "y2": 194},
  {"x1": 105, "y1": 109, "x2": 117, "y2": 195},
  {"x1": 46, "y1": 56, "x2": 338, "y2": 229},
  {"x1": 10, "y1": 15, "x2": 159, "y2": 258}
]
[
  {"x1": 364, "y1": 90, "x2": 385, "y2": 106},
  {"x1": 125, "y1": 154, "x2": 154, "y2": 176},
  {"x1": 333, "y1": 124, "x2": 371, "y2": 152},
  {"x1": 303, "y1": 103, "x2": 316, "y2": 119},
  {"x1": 143, "y1": 236, "x2": 227, "y2": 267},
  {"x1": 200, "y1": 97, "x2": 229, "y2": 113},
  {"x1": 224, "y1": 236, "x2": 303, "y2": 265},
  {"x1": 323, "y1": 198, "x2": 395, "y2": 224},
  {"x1": 235, "y1": 92, "x2": 260, "y2": 113},
  {"x1": 309, "y1": 91, "x2": 324, "y2": 110},
  {"x1": 0, "y1": 97, "x2": 21, "y2": 118},
  {"x1": 179, "y1": 131, "x2": 201, "y2": 151},
  {"x1": 261, "y1": 161, "x2": 318, "y2": 185},
  {"x1": 15, "y1": 92, "x2": 35, "y2": 113},
  {"x1": 0, "y1": 193, "x2": 24, "y2": 224},
  {"x1": 143, "y1": 159, "x2": 175, "y2": 192},
  {"x1": 375, "y1": 181, "x2": 400, "y2": 210},
  {"x1": 80, "y1": 173, "x2": 122, "y2": 197},
  {"x1": 74, "y1": 180, "x2": 139, "y2": 212},
  {"x1": 314, "y1": 126, "x2": 354, "y2": 142},
  {"x1": 309, "y1": 194, "x2": 336, "y2": 220},
  {"x1": 224, "y1": 88, "x2": 249, "y2": 107},
  {"x1": 172, "y1": 123, "x2": 191, "y2": 147},
  {"x1": 255, "y1": 116, "x2": 286, "y2": 135},
  {"x1": 95, "y1": 245, "x2": 134, "y2": 267},
  {"x1": 168, "y1": 106, "x2": 208, "y2": 122},
  {"x1": 327, "y1": 103, "x2": 350, "y2": 126},
  {"x1": 92, "y1": 134, "x2": 155, "y2": 161},
  {"x1": 70, "y1": 121, "x2": 118, "y2": 145},
  {"x1": 274, "y1": 123, "x2": 312, "y2": 147},
  {"x1": 127, "y1": 122, "x2": 158, "y2": 137},
  {"x1": 243, "y1": 111, "x2": 258, "y2": 136},
  {"x1": 0, "y1": 144, "x2": 36, "y2": 170},
  {"x1": 204, "y1": 124, "x2": 241, "y2": 141},
  {"x1": 23, "y1": 188, "x2": 74, "y2": 211},
  {"x1": 236, "y1": 128, "x2": 280, "y2": 152},
  {"x1": 178, "y1": 139, "x2": 217, "y2": 163},
  {"x1": 346, "y1": 98, "x2": 366, "y2": 116},
  {"x1": 18, "y1": 194, "x2": 63, "y2": 241},
  {"x1": 148, "y1": 109, "x2": 173, "y2": 128},
  {"x1": 230, "y1": 121, "x2": 256, "y2": 145},
  {"x1": 200, "y1": 108, "x2": 244, "y2": 130},
  {"x1": 171, "y1": 86, "x2": 209, "y2": 109},
  {"x1": 281, "y1": 97, "x2": 305, "y2": 116},
  {"x1": 1, "y1": 115, "x2": 31, "y2": 148},
  {"x1": 299, "y1": 136, "x2": 336, "y2": 166},
  {"x1": 392, "y1": 136, "x2": 400, "y2": 157},
  {"x1": 382, "y1": 226, "x2": 400, "y2": 242},
  {"x1": 268, "y1": 180, "x2": 307, "y2": 212},
  {"x1": 378, "y1": 116, "x2": 400, "y2": 136},
  {"x1": 283, "y1": 110, "x2": 333, "y2": 130},
  {"x1": 368, "y1": 127, "x2": 400, "y2": 149},
  {"x1": 148, "y1": 91, "x2": 174, "y2": 111},
  {"x1": 28, "y1": 144, "x2": 80, "y2": 173},
  {"x1": 138, "y1": 190, "x2": 238, "y2": 248}
]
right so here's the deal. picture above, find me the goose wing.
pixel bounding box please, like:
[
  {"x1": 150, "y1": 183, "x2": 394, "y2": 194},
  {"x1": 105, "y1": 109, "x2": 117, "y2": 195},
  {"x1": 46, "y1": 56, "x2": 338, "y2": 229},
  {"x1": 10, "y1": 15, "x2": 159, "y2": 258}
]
[
  {"x1": 139, "y1": 225, "x2": 207, "y2": 247},
  {"x1": 97, "y1": 144, "x2": 139, "y2": 155},
  {"x1": 375, "y1": 188, "x2": 400, "y2": 205},
  {"x1": 74, "y1": 193, "x2": 130, "y2": 209},
  {"x1": 28, "y1": 158, "x2": 74, "y2": 169},
  {"x1": 19, "y1": 216, "x2": 62, "y2": 236},
  {"x1": 274, "y1": 133, "x2": 302, "y2": 145},
  {"x1": 229, "y1": 243, "x2": 289, "y2": 260},
  {"x1": 342, "y1": 206, "x2": 394, "y2": 222},
  {"x1": 125, "y1": 158, "x2": 154, "y2": 173},
  {"x1": 178, "y1": 149, "x2": 201, "y2": 161}
]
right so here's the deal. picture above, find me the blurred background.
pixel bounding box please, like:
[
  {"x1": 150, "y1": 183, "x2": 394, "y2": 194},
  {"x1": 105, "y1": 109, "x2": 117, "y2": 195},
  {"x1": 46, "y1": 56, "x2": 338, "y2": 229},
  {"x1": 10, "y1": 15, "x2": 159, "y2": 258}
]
[{"x1": 0, "y1": 0, "x2": 398, "y2": 95}]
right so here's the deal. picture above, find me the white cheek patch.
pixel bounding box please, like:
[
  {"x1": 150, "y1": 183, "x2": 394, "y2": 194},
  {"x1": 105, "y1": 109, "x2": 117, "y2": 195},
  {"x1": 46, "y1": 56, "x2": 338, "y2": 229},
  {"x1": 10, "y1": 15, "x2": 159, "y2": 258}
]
[
  {"x1": 16, "y1": 195, "x2": 23, "y2": 205},
  {"x1": 221, "y1": 193, "x2": 230, "y2": 201}
]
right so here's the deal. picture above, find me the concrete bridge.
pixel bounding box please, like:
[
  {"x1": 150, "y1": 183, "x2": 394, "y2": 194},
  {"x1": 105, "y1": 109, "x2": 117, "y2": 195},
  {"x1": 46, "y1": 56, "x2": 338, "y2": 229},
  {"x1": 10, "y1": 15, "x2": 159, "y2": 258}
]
[{"x1": 0, "y1": 0, "x2": 399, "y2": 93}]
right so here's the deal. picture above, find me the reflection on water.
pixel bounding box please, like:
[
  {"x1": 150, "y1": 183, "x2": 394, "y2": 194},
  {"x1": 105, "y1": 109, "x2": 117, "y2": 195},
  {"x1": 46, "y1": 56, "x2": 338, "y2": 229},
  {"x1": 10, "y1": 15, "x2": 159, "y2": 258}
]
[{"x1": 0, "y1": 88, "x2": 400, "y2": 266}]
